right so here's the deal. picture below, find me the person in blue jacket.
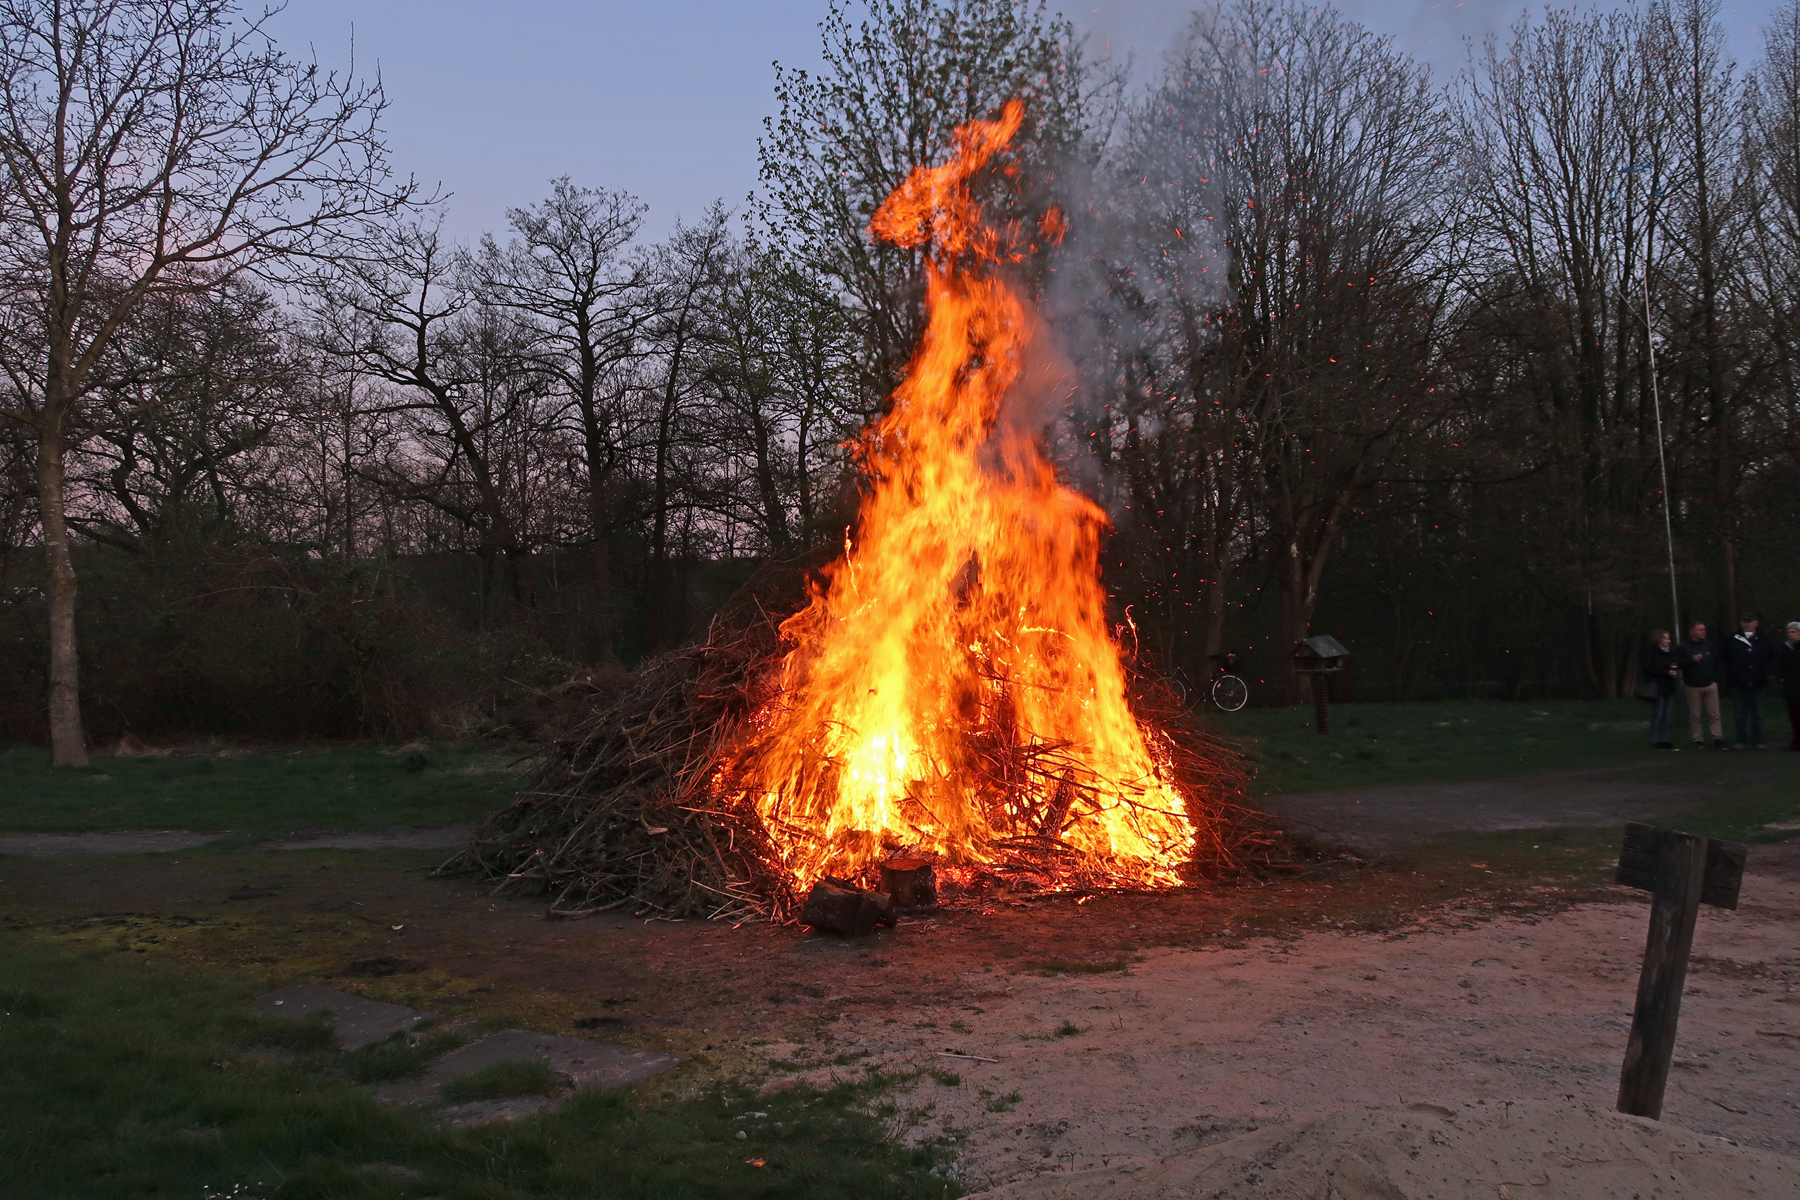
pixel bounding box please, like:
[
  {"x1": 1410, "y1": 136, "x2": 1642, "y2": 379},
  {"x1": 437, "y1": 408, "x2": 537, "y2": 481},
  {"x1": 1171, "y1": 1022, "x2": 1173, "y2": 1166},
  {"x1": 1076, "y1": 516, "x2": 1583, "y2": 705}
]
[
  {"x1": 1776, "y1": 621, "x2": 1800, "y2": 751},
  {"x1": 1721, "y1": 611, "x2": 1775, "y2": 750}
]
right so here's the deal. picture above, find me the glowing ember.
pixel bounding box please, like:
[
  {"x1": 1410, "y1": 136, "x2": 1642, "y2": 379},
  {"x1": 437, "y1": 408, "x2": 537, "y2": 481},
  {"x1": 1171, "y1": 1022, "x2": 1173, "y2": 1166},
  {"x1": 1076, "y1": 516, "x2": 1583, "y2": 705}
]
[{"x1": 721, "y1": 101, "x2": 1201, "y2": 893}]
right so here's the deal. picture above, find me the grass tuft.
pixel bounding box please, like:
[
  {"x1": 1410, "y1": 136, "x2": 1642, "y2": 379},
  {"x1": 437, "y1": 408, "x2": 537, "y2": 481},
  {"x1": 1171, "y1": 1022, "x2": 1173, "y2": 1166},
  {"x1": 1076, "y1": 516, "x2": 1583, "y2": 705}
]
[
  {"x1": 980, "y1": 1089, "x2": 1022, "y2": 1113},
  {"x1": 343, "y1": 1028, "x2": 466, "y2": 1084},
  {"x1": 1028, "y1": 957, "x2": 1129, "y2": 975},
  {"x1": 439, "y1": 1058, "x2": 562, "y2": 1103}
]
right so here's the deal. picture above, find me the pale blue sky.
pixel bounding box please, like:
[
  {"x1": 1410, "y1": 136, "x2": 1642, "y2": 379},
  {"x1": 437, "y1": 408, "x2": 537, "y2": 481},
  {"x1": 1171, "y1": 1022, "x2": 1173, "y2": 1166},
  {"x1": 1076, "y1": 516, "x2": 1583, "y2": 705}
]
[{"x1": 269, "y1": 1, "x2": 1778, "y2": 243}]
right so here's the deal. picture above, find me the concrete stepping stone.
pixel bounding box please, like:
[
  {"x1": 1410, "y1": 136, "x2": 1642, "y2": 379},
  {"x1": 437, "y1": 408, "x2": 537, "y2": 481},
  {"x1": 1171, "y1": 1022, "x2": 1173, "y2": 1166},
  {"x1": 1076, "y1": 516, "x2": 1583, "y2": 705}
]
[
  {"x1": 374, "y1": 1029, "x2": 683, "y2": 1107},
  {"x1": 251, "y1": 984, "x2": 432, "y2": 1050}
]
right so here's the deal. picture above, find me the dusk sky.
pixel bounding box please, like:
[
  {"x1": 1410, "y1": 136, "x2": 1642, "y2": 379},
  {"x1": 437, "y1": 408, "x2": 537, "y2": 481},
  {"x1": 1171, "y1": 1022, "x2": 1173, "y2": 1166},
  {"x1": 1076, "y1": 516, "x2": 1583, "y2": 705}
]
[{"x1": 269, "y1": 1, "x2": 1780, "y2": 244}]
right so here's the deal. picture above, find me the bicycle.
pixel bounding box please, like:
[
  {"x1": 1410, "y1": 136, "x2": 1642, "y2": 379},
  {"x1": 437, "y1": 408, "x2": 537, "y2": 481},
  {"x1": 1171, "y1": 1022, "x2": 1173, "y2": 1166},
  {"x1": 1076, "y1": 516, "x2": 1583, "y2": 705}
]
[
  {"x1": 1207, "y1": 651, "x2": 1250, "y2": 712},
  {"x1": 1164, "y1": 653, "x2": 1250, "y2": 713}
]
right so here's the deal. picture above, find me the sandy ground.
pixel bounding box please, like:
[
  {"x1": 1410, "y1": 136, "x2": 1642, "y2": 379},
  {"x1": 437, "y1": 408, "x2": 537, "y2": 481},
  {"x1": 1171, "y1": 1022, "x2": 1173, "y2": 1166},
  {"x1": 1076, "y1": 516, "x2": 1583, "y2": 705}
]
[
  {"x1": 973, "y1": 1100, "x2": 1800, "y2": 1199},
  {"x1": 757, "y1": 843, "x2": 1800, "y2": 1194}
]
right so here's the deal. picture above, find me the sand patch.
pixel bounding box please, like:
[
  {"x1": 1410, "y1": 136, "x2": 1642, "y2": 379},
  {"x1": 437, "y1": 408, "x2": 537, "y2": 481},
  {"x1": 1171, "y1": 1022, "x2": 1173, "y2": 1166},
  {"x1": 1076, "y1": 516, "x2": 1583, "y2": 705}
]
[{"x1": 971, "y1": 1100, "x2": 1800, "y2": 1198}]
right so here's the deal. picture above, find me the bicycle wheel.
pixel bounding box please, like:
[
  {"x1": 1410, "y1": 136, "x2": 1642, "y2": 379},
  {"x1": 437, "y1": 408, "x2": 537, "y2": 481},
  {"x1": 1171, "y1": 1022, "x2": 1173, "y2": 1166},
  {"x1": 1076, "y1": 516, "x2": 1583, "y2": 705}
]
[
  {"x1": 1168, "y1": 667, "x2": 1199, "y2": 713},
  {"x1": 1211, "y1": 674, "x2": 1249, "y2": 712}
]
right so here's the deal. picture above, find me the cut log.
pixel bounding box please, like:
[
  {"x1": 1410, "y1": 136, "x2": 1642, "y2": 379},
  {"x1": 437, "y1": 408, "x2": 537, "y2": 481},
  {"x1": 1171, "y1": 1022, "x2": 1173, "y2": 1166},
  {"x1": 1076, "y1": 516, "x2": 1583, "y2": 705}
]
[
  {"x1": 881, "y1": 859, "x2": 938, "y2": 909},
  {"x1": 799, "y1": 880, "x2": 897, "y2": 935}
]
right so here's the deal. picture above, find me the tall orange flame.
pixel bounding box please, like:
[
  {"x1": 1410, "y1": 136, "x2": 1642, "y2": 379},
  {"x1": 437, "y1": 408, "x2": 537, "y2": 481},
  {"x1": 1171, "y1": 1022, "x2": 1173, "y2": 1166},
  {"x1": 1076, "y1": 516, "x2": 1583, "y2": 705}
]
[{"x1": 727, "y1": 100, "x2": 1199, "y2": 891}]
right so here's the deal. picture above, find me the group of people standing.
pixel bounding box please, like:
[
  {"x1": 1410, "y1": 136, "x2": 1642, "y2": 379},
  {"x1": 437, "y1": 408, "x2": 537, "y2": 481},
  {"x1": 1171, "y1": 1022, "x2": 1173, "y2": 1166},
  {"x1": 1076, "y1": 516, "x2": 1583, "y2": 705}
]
[{"x1": 1640, "y1": 615, "x2": 1800, "y2": 750}]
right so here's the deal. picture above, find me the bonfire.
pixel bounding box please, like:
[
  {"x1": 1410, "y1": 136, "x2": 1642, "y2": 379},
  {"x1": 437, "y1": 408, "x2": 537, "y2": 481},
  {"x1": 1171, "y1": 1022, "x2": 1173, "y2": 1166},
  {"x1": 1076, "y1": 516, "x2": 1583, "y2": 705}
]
[{"x1": 461, "y1": 102, "x2": 1261, "y2": 921}]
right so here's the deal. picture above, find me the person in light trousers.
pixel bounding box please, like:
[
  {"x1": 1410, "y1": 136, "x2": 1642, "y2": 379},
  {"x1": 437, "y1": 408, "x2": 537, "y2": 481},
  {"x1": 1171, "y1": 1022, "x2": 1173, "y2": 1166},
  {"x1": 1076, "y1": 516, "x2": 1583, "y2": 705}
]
[{"x1": 1678, "y1": 621, "x2": 1724, "y2": 749}]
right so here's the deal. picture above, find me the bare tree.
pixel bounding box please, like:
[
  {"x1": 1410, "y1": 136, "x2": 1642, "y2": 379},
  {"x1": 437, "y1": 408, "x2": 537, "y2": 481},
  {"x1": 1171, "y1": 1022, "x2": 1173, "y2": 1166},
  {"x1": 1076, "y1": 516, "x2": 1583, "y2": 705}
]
[
  {"x1": 1104, "y1": 0, "x2": 1454, "y2": 690},
  {"x1": 760, "y1": 0, "x2": 1091, "y2": 403},
  {"x1": 0, "y1": 0, "x2": 414, "y2": 764},
  {"x1": 635, "y1": 206, "x2": 730, "y2": 650},
  {"x1": 697, "y1": 238, "x2": 861, "y2": 555},
  {"x1": 316, "y1": 220, "x2": 563, "y2": 621},
  {"x1": 471, "y1": 178, "x2": 648, "y2": 656},
  {"x1": 72, "y1": 277, "x2": 295, "y2": 551},
  {"x1": 1651, "y1": 0, "x2": 1768, "y2": 622},
  {"x1": 1749, "y1": 0, "x2": 1800, "y2": 478},
  {"x1": 1456, "y1": 4, "x2": 1673, "y2": 688}
]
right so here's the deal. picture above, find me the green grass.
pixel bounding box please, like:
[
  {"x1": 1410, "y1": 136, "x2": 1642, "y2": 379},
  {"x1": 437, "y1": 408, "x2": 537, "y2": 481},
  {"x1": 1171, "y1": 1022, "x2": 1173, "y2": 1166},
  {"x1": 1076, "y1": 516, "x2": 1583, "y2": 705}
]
[
  {"x1": 1388, "y1": 751, "x2": 1800, "y2": 886},
  {"x1": 343, "y1": 1028, "x2": 468, "y2": 1085},
  {"x1": 1665, "y1": 773, "x2": 1800, "y2": 847},
  {"x1": 0, "y1": 742, "x2": 526, "y2": 834},
  {"x1": 1205, "y1": 698, "x2": 1797, "y2": 795},
  {"x1": 0, "y1": 934, "x2": 957, "y2": 1199},
  {"x1": 440, "y1": 1059, "x2": 562, "y2": 1103}
]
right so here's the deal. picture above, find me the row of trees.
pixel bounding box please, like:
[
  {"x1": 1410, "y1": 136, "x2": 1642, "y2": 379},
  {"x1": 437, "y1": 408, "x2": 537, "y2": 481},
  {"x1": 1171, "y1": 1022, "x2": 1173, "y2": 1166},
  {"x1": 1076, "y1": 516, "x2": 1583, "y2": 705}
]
[{"x1": 3, "y1": 0, "x2": 1798, "y2": 761}]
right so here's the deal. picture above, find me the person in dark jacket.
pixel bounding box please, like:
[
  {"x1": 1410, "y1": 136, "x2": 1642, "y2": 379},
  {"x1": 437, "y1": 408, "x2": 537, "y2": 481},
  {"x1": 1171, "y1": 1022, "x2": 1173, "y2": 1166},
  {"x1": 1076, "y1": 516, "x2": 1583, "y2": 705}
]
[
  {"x1": 1722, "y1": 612, "x2": 1776, "y2": 749},
  {"x1": 1641, "y1": 630, "x2": 1682, "y2": 750},
  {"x1": 1678, "y1": 621, "x2": 1724, "y2": 748},
  {"x1": 1779, "y1": 621, "x2": 1800, "y2": 751}
]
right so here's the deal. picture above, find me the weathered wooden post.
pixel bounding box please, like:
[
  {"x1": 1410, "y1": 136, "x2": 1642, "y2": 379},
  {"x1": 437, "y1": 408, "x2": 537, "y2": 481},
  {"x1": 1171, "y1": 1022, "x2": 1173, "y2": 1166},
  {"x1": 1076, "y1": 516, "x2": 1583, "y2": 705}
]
[
  {"x1": 1290, "y1": 635, "x2": 1349, "y2": 735},
  {"x1": 1613, "y1": 822, "x2": 1747, "y2": 1119}
]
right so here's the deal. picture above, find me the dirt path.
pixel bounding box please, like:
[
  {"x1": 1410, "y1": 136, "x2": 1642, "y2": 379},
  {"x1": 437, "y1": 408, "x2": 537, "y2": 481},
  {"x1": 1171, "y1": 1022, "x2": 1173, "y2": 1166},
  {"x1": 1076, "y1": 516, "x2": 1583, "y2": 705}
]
[
  {"x1": 0, "y1": 826, "x2": 476, "y2": 855},
  {"x1": 1263, "y1": 753, "x2": 1800, "y2": 849},
  {"x1": 9, "y1": 750, "x2": 1789, "y2": 857},
  {"x1": 758, "y1": 842, "x2": 1800, "y2": 1193}
]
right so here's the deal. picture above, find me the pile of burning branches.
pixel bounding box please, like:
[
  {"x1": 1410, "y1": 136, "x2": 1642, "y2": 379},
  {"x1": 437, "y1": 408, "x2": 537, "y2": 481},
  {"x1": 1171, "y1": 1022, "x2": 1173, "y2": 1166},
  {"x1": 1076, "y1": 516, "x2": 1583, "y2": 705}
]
[
  {"x1": 455, "y1": 607, "x2": 1278, "y2": 924},
  {"x1": 456, "y1": 102, "x2": 1291, "y2": 924}
]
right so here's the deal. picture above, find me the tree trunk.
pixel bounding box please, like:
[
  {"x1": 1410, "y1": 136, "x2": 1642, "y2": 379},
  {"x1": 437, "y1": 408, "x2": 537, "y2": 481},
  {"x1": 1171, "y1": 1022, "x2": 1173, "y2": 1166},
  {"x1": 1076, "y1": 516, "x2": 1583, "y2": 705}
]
[
  {"x1": 1199, "y1": 572, "x2": 1228, "y2": 666},
  {"x1": 1720, "y1": 529, "x2": 1738, "y2": 628},
  {"x1": 36, "y1": 429, "x2": 88, "y2": 767},
  {"x1": 578, "y1": 370, "x2": 616, "y2": 664},
  {"x1": 1278, "y1": 546, "x2": 1311, "y2": 704}
]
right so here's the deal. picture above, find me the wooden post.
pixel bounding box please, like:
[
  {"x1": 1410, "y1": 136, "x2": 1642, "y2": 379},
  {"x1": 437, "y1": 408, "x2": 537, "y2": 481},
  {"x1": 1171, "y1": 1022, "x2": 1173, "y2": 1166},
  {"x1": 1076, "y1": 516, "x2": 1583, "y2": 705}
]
[
  {"x1": 1613, "y1": 823, "x2": 1747, "y2": 1119},
  {"x1": 1313, "y1": 677, "x2": 1329, "y2": 736}
]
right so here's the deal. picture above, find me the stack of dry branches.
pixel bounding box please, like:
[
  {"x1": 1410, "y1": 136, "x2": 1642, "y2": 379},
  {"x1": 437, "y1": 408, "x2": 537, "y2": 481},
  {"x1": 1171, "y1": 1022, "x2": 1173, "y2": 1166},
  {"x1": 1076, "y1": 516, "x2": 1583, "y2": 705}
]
[
  {"x1": 455, "y1": 613, "x2": 793, "y2": 921},
  {"x1": 457, "y1": 612, "x2": 1284, "y2": 922}
]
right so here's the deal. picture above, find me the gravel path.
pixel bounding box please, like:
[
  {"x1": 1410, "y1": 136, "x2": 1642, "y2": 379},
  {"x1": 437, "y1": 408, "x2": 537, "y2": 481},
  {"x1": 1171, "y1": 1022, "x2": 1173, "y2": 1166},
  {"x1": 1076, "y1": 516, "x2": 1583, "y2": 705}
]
[{"x1": 1262, "y1": 753, "x2": 1800, "y2": 849}]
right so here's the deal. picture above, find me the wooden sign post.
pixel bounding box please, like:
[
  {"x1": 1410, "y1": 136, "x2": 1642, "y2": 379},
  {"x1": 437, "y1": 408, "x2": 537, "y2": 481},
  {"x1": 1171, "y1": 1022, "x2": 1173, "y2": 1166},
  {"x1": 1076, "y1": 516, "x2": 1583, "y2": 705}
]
[{"x1": 1613, "y1": 822, "x2": 1747, "y2": 1119}]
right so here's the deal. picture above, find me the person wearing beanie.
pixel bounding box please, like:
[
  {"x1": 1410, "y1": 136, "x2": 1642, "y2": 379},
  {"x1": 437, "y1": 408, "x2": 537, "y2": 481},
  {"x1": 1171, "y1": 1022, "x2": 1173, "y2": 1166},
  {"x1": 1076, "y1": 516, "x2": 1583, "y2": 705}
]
[
  {"x1": 1678, "y1": 621, "x2": 1725, "y2": 748},
  {"x1": 1779, "y1": 621, "x2": 1800, "y2": 751},
  {"x1": 1722, "y1": 611, "x2": 1775, "y2": 749}
]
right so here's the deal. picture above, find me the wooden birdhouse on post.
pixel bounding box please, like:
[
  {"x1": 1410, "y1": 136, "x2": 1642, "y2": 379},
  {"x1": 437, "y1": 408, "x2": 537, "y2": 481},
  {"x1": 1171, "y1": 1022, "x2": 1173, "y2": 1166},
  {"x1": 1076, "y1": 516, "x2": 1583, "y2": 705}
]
[{"x1": 1291, "y1": 635, "x2": 1349, "y2": 734}]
